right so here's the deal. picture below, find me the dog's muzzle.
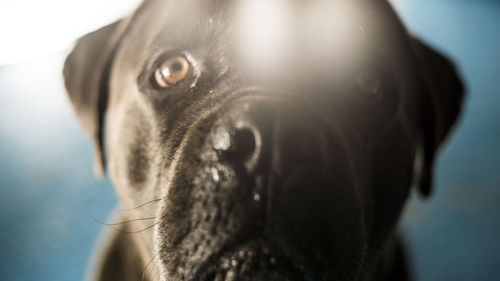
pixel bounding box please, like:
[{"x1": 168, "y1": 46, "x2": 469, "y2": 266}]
[{"x1": 158, "y1": 94, "x2": 365, "y2": 281}]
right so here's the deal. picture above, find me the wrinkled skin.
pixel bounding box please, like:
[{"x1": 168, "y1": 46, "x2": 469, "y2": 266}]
[{"x1": 63, "y1": 0, "x2": 464, "y2": 281}]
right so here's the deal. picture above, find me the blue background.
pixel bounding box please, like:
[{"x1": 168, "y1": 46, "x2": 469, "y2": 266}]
[{"x1": 0, "y1": 0, "x2": 499, "y2": 280}]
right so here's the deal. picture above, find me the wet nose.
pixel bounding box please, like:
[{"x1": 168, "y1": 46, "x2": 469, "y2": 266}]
[
  {"x1": 201, "y1": 97, "x2": 342, "y2": 247},
  {"x1": 209, "y1": 99, "x2": 271, "y2": 172},
  {"x1": 209, "y1": 98, "x2": 326, "y2": 175},
  {"x1": 212, "y1": 125, "x2": 257, "y2": 164}
]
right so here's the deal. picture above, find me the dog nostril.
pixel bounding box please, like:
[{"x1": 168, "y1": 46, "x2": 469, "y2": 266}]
[
  {"x1": 231, "y1": 127, "x2": 256, "y2": 161},
  {"x1": 211, "y1": 124, "x2": 258, "y2": 166}
]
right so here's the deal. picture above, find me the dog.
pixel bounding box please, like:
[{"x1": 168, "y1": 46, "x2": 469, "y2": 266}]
[{"x1": 63, "y1": 0, "x2": 464, "y2": 280}]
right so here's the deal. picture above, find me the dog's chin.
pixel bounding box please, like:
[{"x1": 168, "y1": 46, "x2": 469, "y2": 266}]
[
  {"x1": 191, "y1": 242, "x2": 294, "y2": 281},
  {"x1": 190, "y1": 240, "x2": 314, "y2": 281},
  {"x1": 170, "y1": 237, "x2": 362, "y2": 281}
]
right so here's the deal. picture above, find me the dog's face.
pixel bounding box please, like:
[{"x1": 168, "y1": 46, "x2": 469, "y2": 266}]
[{"x1": 64, "y1": 0, "x2": 464, "y2": 280}]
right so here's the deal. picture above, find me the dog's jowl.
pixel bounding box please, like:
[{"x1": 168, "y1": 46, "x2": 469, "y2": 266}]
[{"x1": 64, "y1": 0, "x2": 464, "y2": 280}]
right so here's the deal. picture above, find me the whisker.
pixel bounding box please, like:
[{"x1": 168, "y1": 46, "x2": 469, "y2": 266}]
[
  {"x1": 117, "y1": 198, "x2": 163, "y2": 211},
  {"x1": 141, "y1": 253, "x2": 159, "y2": 281},
  {"x1": 90, "y1": 216, "x2": 156, "y2": 226},
  {"x1": 121, "y1": 222, "x2": 159, "y2": 234},
  {"x1": 90, "y1": 217, "x2": 160, "y2": 234}
]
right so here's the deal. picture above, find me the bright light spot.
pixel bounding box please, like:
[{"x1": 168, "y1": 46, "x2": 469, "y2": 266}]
[
  {"x1": 211, "y1": 167, "x2": 220, "y2": 182},
  {"x1": 253, "y1": 193, "x2": 261, "y2": 202},
  {"x1": 0, "y1": 0, "x2": 141, "y2": 65},
  {"x1": 212, "y1": 126, "x2": 231, "y2": 151},
  {"x1": 236, "y1": 0, "x2": 292, "y2": 74},
  {"x1": 303, "y1": 1, "x2": 362, "y2": 65}
]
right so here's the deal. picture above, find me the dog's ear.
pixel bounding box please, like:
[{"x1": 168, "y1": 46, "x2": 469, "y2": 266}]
[
  {"x1": 412, "y1": 37, "x2": 465, "y2": 198},
  {"x1": 63, "y1": 20, "x2": 127, "y2": 177}
]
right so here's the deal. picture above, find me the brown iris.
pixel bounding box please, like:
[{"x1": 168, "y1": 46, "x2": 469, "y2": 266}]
[
  {"x1": 154, "y1": 55, "x2": 191, "y2": 88},
  {"x1": 355, "y1": 69, "x2": 382, "y2": 96}
]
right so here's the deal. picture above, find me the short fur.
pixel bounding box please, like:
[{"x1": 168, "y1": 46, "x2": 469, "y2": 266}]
[{"x1": 64, "y1": 1, "x2": 464, "y2": 280}]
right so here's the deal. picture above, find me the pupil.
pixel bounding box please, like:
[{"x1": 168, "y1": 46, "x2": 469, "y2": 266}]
[{"x1": 171, "y1": 61, "x2": 183, "y2": 72}]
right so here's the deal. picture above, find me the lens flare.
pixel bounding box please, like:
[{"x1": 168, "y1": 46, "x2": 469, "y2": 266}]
[
  {"x1": 236, "y1": 0, "x2": 293, "y2": 75},
  {"x1": 302, "y1": 1, "x2": 365, "y2": 68}
]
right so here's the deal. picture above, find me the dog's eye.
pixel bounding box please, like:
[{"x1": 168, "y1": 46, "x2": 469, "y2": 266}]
[
  {"x1": 355, "y1": 69, "x2": 382, "y2": 96},
  {"x1": 154, "y1": 55, "x2": 191, "y2": 88}
]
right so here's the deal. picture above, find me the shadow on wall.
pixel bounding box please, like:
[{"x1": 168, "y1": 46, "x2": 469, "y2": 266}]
[{"x1": 0, "y1": 0, "x2": 499, "y2": 280}]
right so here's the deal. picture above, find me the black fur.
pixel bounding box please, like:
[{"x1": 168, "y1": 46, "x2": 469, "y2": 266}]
[{"x1": 64, "y1": 1, "x2": 464, "y2": 280}]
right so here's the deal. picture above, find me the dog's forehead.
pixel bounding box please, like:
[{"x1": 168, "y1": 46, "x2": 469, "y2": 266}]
[
  {"x1": 144, "y1": 0, "x2": 403, "y2": 57},
  {"x1": 114, "y1": 0, "x2": 411, "y2": 88}
]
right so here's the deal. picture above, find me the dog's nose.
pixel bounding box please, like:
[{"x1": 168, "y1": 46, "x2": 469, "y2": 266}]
[
  {"x1": 212, "y1": 124, "x2": 256, "y2": 165},
  {"x1": 209, "y1": 98, "x2": 327, "y2": 175},
  {"x1": 195, "y1": 97, "x2": 355, "y2": 259},
  {"x1": 210, "y1": 99, "x2": 272, "y2": 172}
]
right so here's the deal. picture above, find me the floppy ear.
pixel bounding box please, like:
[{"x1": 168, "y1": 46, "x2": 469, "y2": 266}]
[
  {"x1": 63, "y1": 20, "x2": 127, "y2": 177},
  {"x1": 412, "y1": 37, "x2": 465, "y2": 198}
]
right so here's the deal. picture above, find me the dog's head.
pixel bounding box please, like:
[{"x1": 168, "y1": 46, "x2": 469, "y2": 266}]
[{"x1": 64, "y1": 0, "x2": 464, "y2": 280}]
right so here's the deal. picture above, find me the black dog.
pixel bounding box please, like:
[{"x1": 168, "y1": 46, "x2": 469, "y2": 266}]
[{"x1": 64, "y1": 0, "x2": 464, "y2": 280}]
